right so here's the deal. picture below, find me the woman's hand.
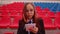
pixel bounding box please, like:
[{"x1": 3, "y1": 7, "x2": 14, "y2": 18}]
[{"x1": 29, "y1": 26, "x2": 38, "y2": 34}]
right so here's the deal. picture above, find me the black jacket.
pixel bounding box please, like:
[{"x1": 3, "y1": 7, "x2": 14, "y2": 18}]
[{"x1": 17, "y1": 18, "x2": 45, "y2": 34}]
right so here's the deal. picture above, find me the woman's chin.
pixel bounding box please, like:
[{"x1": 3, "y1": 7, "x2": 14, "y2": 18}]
[{"x1": 28, "y1": 17, "x2": 32, "y2": 19}]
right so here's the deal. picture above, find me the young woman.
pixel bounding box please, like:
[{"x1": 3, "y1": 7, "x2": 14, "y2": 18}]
[{"x1": 17, "y1": 3, "x2": 45, "y2": 34}]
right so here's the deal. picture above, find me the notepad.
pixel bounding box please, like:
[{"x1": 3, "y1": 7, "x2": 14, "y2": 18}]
[{"x1": 25, "y1": 23, "x2": 36, "y2": 31}]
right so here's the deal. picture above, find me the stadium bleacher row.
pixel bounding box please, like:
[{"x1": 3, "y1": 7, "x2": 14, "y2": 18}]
[{"x1": 0, "y1": 2, "x2": 60, "y2": 34}]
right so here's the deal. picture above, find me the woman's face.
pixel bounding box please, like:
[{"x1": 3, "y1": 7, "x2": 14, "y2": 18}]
[{"x1": 25, "y1": 4, "x2": 34, "y2": 19}]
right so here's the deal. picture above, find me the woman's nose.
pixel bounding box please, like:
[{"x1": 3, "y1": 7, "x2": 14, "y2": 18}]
[{"x1": 28, "y1": 11, "x2": 31, "y2": 13}]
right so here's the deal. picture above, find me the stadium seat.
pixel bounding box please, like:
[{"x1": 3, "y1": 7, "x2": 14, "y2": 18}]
[
  {"x1": 35, "y1": 6, "x2": 42, "y2": 13},
  {"x1": 47, "y1": 12, "x2": 55, "y2": 18},
  {"x1": 0, "y1": 6, "x2": 2, "y2": 10},
  {"x1": 13, "y1": 2, "x2": 24, "y2": 9},
  {"x1": 55, "y1": 12, "x2": 60, "y2": 17},
  {"x1": 0, "y1": 5, "x2": 7, "y2": 10},
  {"x1": 42, "y1": 8, "x2": 50, "y2": 13},
  {"x1": 35, "y1": 6, "x2": 41, "y2": 10},
  {"x1": 0, "y1": 16, "x2": 10, "y2": 28},
  {"x1": 0, "y1": 10, "x2": 8, "y2": 16},
  {"x1": 9, "y1": 16, "x2": 21, "y2": 29},
  {"x1": 54, "y1": 17, "x2": 60, "y2": 29},
  {"x1": 37, "y1": 8, "x2": 50, "y2": 18},
  {"x1": 42, "y1": 17, "x2": 56, "y2": 29},
  {"x1": 4, "y1": 32, "x2": 14, "y2": 34},
  {"x1": 8, "y1": 11, "x2": 22, "y2": 16},
  {"x1": 7, "y1": 2, "x2": 24, "y2": 10},
  {"x1": 8, "y1": 9, "x2": 23, "y2": 16},
  {"x1": 17, "y1": 10, "x2": 23, "y2": 13},
  {"x1": 7, "y1": 4, "x2": 14, "y2": 10},
  {"x1": 37, "y1": 12, "x2": 48, "y2": 18},
  {"x1": 8, "y1": 11, "x2": 18, "y2": 16}
]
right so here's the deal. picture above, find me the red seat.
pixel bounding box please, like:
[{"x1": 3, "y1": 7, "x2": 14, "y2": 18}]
[
  {"x1": 42, "y1": 8, "x2": 50, "y2": 13},
  {"x1": 54, "y1": 17, "x2": 60, "y2": 29},
  {"x1": 35, "y1": 6, "x2": 42, "y2": 13},
  {"x1": 17, "y1": 10, "x2": 23, "y2": 13},
  {"x1": 9, "y1": 16, "x2": 21, "y2": 29},
  {"x1": 4, "y1": 32, "x2": 14, "y2": 34},
  {"x1": 35, "y1": 6, "x2": 41, "y2": 10},
  {"x1": 37, "y1": 12, "x2": 48, "y2": 18},
  {"x1": 7, "y1": 4, "x2": 14, "y2": 10},
  {"x1": 47, "y1": 12, "x2": 55, "y2": 18},
  {"x1": 7, "y1": 2, "x2": 24, "y2": 10},
  {"x1": 0, "y1": 10, "x2": 8, "y2": 16},
  {"x1": 8, "y1": 11, "x2": 17, "y2": 16},
  {"x1": 0, "y1": 5, "x2": 7, "y2": 10},
  {"x1": 12, "y1": 2, "x2": 24, "y2": 10},
  {"x1": 42, "y1": 17, "x2": 56, "y2": 29},
  {"x1": 8, "y1": 9, "x2": 23, "y2": 16},
  {"x1": 0, "y1": 16, "x2": 10, "y2": 28},
  {"x1": 55, "y1": 12, "x2": 60, "y2": 17},
  {"x1": 36, "y1": 8, "x2": 50, "y2": 18},
  {"x1": 0, "y1": 6, "x2": 2, "y2": 10}
]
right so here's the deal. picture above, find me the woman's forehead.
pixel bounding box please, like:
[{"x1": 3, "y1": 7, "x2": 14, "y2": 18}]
[{"x1": 26, "y1": 4, "x2": 34, "y2": 9}]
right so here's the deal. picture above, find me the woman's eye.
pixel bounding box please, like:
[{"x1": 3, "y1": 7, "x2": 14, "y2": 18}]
[{"x1": 25, "y1": 9, "x2": 33, "y2": 12}]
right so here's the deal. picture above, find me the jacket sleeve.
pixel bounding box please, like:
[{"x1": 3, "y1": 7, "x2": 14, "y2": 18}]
[
  {"x1": 17, "y1": 20, "x2": 24, "y2": 34},
  {"x1": 37, "y1": 19, "x2": 45, "y2": 34},
  {"x1": 40, "y1": 19, "x2": 45, "y2": 34}
]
